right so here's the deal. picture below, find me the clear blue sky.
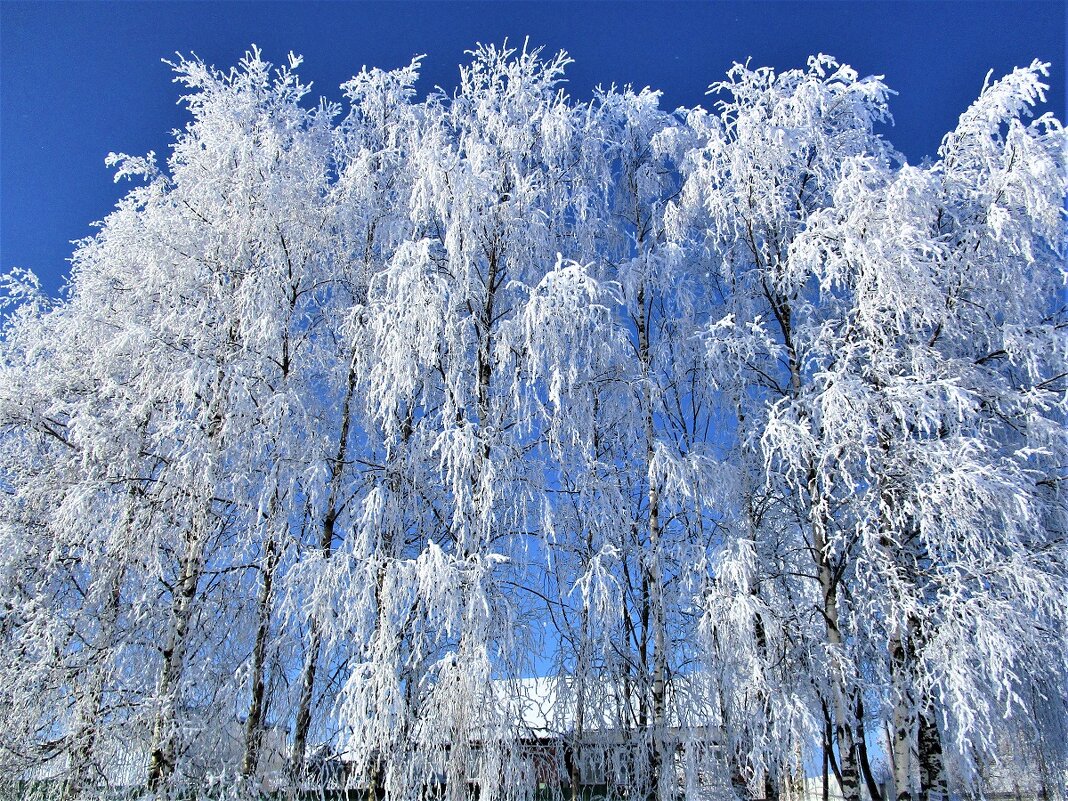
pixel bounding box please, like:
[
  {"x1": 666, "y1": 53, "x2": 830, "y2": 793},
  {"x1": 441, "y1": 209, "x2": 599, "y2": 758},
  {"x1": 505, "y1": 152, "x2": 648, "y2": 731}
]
[{"x1": 2, "y1": 1, "x2": 1064, "y2": 296}]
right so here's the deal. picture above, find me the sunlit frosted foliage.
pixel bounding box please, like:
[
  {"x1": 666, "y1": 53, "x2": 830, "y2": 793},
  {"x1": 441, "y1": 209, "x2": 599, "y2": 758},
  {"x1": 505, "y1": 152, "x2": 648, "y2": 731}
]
[{"x1": 0, "y1": 46, "x2": 1063, "y2": 801}]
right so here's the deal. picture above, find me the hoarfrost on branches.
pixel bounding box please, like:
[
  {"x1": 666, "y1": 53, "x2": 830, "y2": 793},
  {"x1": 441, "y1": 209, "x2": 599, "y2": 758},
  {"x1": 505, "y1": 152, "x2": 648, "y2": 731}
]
[{"x1": 0, "y1": 44, "x2": 1064, "y2": 801}]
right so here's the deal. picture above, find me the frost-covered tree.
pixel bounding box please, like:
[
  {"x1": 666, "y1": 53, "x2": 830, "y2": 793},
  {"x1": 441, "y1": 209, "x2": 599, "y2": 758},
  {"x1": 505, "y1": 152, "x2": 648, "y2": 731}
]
[
  {"x1": 670, "y1": 55, "x2": 1066, "y2": 801},
  {"x1": 0, "y1": 45, "x2": 1063, "y2": 801},
  {"x1": 786, "y1": 61, "x2": 1068, "y2": 801},
  {"x1": 1, "y1": 47, "x2": 341, "y2": 794},
  {"x1": 668, "y1": 55, "x2": 900, "y2": 799}
]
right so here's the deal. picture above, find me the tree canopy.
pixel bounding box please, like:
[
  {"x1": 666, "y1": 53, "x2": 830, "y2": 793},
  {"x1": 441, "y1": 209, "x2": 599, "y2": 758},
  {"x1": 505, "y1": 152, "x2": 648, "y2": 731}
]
[{"x1": 0, "y1": 45, "x2": 1064, "y2": 801}]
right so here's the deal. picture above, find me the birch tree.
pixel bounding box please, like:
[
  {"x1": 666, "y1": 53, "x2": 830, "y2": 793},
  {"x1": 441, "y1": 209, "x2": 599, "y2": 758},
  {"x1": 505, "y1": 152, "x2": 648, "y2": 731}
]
[
  {"x1": 669, "y1": 55, "x2": 898, "y2": 799},
  {"x1": 787, "y1": 60, "x2": 1067, "y2": 800}
]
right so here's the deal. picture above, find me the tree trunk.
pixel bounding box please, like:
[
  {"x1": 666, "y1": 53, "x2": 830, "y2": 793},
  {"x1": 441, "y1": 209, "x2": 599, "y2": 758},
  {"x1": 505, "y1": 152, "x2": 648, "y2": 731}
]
[
  {"x1": 766, "y1": 254, "x2": 856, "y2": 801},
  {"x1": 290, "y1": 349, "x2": 357, "y2": 779},
  {"x1": 569, "y1": 744, "x2": 582, "y2": 801},
  {"x1": 830, "y1": 680, "x2": 861, "y2": 799},
  {"x1": 855, "y1": 695, "x2": 884, "y2": 801},
  {"x1": 754, "y1": 589, "x2": 777, "y2": 801},
  {"x1": 728, "y1": 755, "x2": 750, "y2": 801},
  {"x1": 822, "y1": 733, "x2": 830, "y2": 801},
  {"x1": 571, "y1": 541, "x2": 591, "y2": 801},
  {"x1": 765, "y1": 771, "x2": 780, "y2": 801},
  {"x1": 813, "y1": 508, "x2": 861, "y2": 801},
  {"x1": 146, "y1": 347, "x2": 230, "y2": 792},
  {"x1": 69, "y1": 426, "x2": 148, "y2": 797},
  {"x1": 290, "y1": 625, "x2": 321, "y2": 781},
  {"x1": 918, "y1": 705, "x2": 948, "y2": 801},
  {"x1": 823, "y1": 707, "x2": 844, "y2": 793},
  {"x1": 146, "y1": 514, "x2": 212, "y2": 790},
  {"x1": 472, "y1": 247, "x2": 502, "y2": 527},
  {"x1": 66, "y1": 561, "x2": 125, "y2": 798},
  {"x1": 636, "y1": 278, "x2": 668, "y2": 798},
  {"x1": 242, "y1": 534, "x2": 279, "y2": 778},
  {"x1": 363, "y1": 517, "x2": 399, "y2": 795},
  {"x1": 889, "y1": 634, "x2": 916, "y2": 801}
]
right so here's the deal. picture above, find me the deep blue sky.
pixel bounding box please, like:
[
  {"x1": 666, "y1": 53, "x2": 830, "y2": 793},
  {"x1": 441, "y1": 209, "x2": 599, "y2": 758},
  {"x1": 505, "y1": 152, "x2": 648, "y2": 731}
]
[{"x1": 2, "y1": 1, "x2": 1064, "y2": 296}]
